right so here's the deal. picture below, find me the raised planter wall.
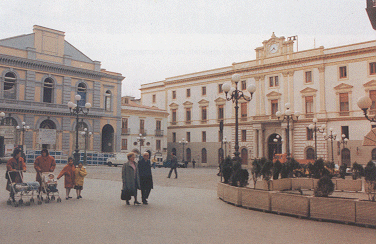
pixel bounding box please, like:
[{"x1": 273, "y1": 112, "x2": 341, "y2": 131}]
[
  {"x1": 335, "y1": 179, "x2": 362, "y2": 192},
  {"x1": 254, "y1": 180, "x2": 272, "y2": 191},
  {"x1": 217, "y1": 182, "x2": 225, "y2": 200},
  {"x1": 223, "y1": 184, "x2": 241, "y2": 206},
  {"x1": 356, "y1": 200, "x2": 376, "y2": 226},
  {"x1": 240, "y1": 187, "x2": 271, "y2": 212},
  {"x1": 272, "y1": 178, "x2": 292, "y2": 191},
  {"x1": 310, "y1": 197, "x2": 356, "y2": 223},
  {"x1": 271, "y1": 192, "x2": 310, "y2": 217},
  {"x1": 292, "y1": 178, "x2": 313, "y2": 190}
]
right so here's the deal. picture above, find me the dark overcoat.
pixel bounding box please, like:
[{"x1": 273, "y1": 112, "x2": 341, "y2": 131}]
[
  {"x1": 138, "y1": 158, "x2": 153, "y2": 190},
  {"x1": 122, "y1": 161, "x2": 140, "y2": 196}
]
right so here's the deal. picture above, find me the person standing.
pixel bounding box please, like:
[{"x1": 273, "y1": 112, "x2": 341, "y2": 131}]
[
  {"x1": 57, "y1": 157, "x2": 76, "y2": 200},
  {"x1": 74, "y1": 163, "x2": 87, "y2": 199},
  {"x1": 151, "y1": 156, "x2": 157, "y2": 169},
  {"x1": 138, "y1": 152, "x2": 153, "y2": 204},
  {"x1": 5, "y1": 148, "x2": 26, "y2": 192},
  {"x1": 34, "y1": 148, "x2": 56, "y2": 190},
  {"x1": 192, "y1": 159, "x2": 196, "y2": 168},
  {"x1": 122, "y1": 152, "x2": 141, "y2": 205},
  {"x1": 167, "y1": 152, "x2": 178, "y2": 179}
]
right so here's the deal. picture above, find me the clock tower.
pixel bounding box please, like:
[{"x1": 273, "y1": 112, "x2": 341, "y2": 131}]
[{"x1": 255, "y1": 32, "x2": 295, "y2": 59}]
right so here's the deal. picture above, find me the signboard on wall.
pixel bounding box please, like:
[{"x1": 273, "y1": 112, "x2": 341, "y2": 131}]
[{"x1": 38, "y1": 129, "x2": 56, "y2": 144}]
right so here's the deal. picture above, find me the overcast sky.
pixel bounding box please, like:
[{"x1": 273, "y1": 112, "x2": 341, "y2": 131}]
[{"x1": 1, "y1": 0, "x2": 376, "y2": 98}]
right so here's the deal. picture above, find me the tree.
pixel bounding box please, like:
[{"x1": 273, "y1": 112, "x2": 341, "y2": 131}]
[
  {"x1": 272, "y1": 160, "x2": 282, "y2": 180},
  {"x1": 221, "y1": 156, "x2": 233, "y2": 184},
  {"x1": 314, "y1": 175, "x2": 335, "y2": 197},
  {"x1": 364, "y1": 161, "x2": 376, "y2": 201},
  {"x1": 351, "y1": 162, "x2": 364, "y2": 180},
  {"x1": 251, "y1": 158, "x2": 264, "y2": 189}
]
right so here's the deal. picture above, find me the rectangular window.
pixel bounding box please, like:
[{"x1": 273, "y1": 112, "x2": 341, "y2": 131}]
[
  {"x1": 370, "y1": 62, "x2": 376, "y2": 75},
  {"x1": 341, "y1": 126, "x2": 349, "y2": 139},
  {"x1": 186, "y1": 89, "x2": 191, "y2": 97},
  {"x1": 156, "y1": 120, "x2": 161, "y2": 130},
  {"x1": 370, "y1": 90, "x2": 376, "y2": 111},
  {"x1": 186, "y1": 132, "x2": 191, "y2": 142},
  {"x1": 202, "y1": 86, "x2": 206, "y2": 96},
  {"x1": 307, "y1": 128, "x2": 313, "y2": 141},
  {"x1": 305, "y1": 71, "x2": 312, "y2": 83},
  {"x1": 241, "y1": 103, "x2": 247, "y2": 118},
  {"x1": 172, "y1": 109, "x2": 177, "y2": 123},
  {"x1": 274, "y1": 76, "x2": 279, "y2": 86},
  {"x1": 305, "y1": 96, "x2": 314, "y2": 114},
  {"x1": 241, "y1": 130, "x2": 247, "y2": 142},
  {"x1": 202, "y1": 131, "x2": 206, "y2": 142},
  {"x1": 271, "y1": 99, "x2": 278, "y2": 116},
  {"x1": 122, "y1": 139, "x2": 127, "y2": 150},
  {"x1": 152, "y1": 94, "x2": 156, "y2": 103},
  {"x1": 186, "y1": 108, "x2": 191, "y2": 123},
  {"x1": 339, "y1": 93, "x2": 349, "y2": 114},
  {"x1": 122, "y1": 118, "x2": 128, "y2": 128},
  {"x1": 201, "y1": 106, "x2": 207, "y2": 121},
  {"x1": 219, "y1": 130, "x2": 223, "y2": 142},
  {"x1": 269, "y1": 76, "x2": 279, "y2": 87},
  {"x1": 172, "y1": 132, "x2": 176, "y2": 142},
  {"x1": 218, "y1": 84, "x2": 223, "y2": 93},
  {"x1": 339, "y1": 66, "x2": 347, "y2": 79},
  {"x1": 156, "y1": 140, "x2": 161, "y2": 150},
  {"x1": 140, "y1": 119, "x2": 145, "y2": 134},
  {"x1": 241, "y1": 80, "x2": 247, "y2": 90},
  {"x1": 172, "y1": 90, "x2": 176, "y2": 99},
  {"x1": 269, "y1": 77, "x2": 274, "y2": 87},
  {"x1": 218, "y1": 105, "x2": 224, "y2": 119}
]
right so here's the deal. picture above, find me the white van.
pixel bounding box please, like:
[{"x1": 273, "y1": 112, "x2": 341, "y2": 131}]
[{"x1": 106, "y1": 153, "x2": 127, "y2": 167}]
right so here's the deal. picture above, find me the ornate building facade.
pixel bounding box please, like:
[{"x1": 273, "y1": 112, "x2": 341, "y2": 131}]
[
  {"x1": 141, "y1": 33, "x2": 376, "y2": 167},
  {"x1": 0, "y1": 25, "x2": 124, "y2": 162}
]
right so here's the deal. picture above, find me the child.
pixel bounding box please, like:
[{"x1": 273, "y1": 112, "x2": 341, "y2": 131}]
[
  {"x1": 57, "y1": 157, "x2": 76, "y2": 200},
  {"x1": 46, "y1": 173, "x2": 58, "y2": 192},
  {"x1": 74, "y1": 163, "x2": 87, "y2": 199}
]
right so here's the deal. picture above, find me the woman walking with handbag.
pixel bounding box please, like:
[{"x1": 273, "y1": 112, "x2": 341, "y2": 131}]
[{"x1": 122, "y1": 152, "x2": 141, "y2": 205}]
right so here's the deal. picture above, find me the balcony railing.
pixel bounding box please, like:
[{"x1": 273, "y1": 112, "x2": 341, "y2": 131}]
[
  {"x1": 121, "y1": 128, "x2": 130, "y2": 135},
  {"x1": 155, "y1": 129, "x2": 164, "y2": 137}
]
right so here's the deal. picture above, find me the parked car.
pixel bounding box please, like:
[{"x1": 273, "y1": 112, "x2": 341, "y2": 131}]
[{"x1": 106, "y1": 153, "x2": 127, "y2": 167}]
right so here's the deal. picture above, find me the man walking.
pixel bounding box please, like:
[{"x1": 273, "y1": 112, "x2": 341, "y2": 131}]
[
  {"x1": 138, "y1": 152, "x2": 153, "y2": 204},
  {"x1": 167, "y1": 152, "x2": 178, "y2": 179}
]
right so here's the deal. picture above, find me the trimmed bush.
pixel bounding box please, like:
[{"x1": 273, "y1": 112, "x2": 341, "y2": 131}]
[{"x1": 314, "y1": 175, "x2": 335, "y2": 197}]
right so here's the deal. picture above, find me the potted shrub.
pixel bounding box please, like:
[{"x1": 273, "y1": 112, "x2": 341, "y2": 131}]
[
  {"x1": 251, "y1": 158, "x2": 264, "y2": 189},
  {"x1": 272, "y1": 160, "x2": 282, "y2": 180},
  {"x1": 314, "y1": 175, "x2": 335, "y2": 197},
  {"x1": 261, "y1": 159, "x2": 273, "y2": 190},
  {"x1": 221, "y1": 156, "x2": 233, "y2": 184},
  {"x1": 364, "y1": 161, "x2": 376, "y2": 201},
  {"x1": 351, "y1": 162, "x2": 364, "y2": 180},
  {"x1": 339, "y1": 163, "x2": 347, "y2": 179}
]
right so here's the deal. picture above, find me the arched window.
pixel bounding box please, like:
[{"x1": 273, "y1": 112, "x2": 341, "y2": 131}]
[
  {"x1": 40, "y1": 119, "x2": 56, "y2": 129},
  {"x1": 4, "y1": 72, "x2": 16, "y2": 99},
  {"x1": 202, "y1": 148, "x2": 207, "y2": 164},
  {"x1": 372, "y1": 148, "x2": 376, "y2": 161},
  {"x1": 77, "y1": 83, "x2": 87, "y2": 107},
  {"x1": 1, "y1": 117, "x2": 17, "y2": 126},
  {"x1": 105, "y1": 90, "x2": 111, "y2": 111},
  {"x1": 341, "y1": 148, "x2": 351, "y2": 167},
  {"x1": 43, "y1": 78, "x2": 54, "y2": 103},
  {"x1": 306, "y1": 148, "x2": 315, "y2": 160},
  {"x1": 241, "y1": 148, "x2": 248, "y2": 165}
]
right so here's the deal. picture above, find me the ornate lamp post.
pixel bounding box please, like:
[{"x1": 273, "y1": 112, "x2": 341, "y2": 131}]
[
  {"x1": 68, "y1": 94, "x2": 91, "y2": 165},
  {"x1": 337, "y1": 134, "x2": 349, "y2": 157},
  {"x1": 222, "y1": 73, "x2": 256, "y2": 162},
  {"x1": 308, "y1": 118, "x2": 326, "y2": 160},
  {"x1": 16, "y1": 122, "x2": 30, "y2": 158},
  {"x1": 357, "y1": 95, "x2": 376, "y2": 122},
  {"x1": 323, "y1": 128, "x2": 337, "y2": 163},
  {"x1": 80, "y1": 128, "x2": 92, "y2": 165},
  {"x1": 0, "y1": 112, "x2": 5, "y2": 124},
  {"x1": 276, "y1": 103, "x2": 300, "y2": 161},
  {"x1": 179, "y1": 138, "x2": 188, "y2": 163},
  {"x1": 136, "y1": 133, "x2": 146, "y2": 156}
]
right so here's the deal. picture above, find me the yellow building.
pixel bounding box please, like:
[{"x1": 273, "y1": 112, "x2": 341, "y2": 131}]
[{"x1": 0, "y1": 25, "x2": 124, "y2": 164}]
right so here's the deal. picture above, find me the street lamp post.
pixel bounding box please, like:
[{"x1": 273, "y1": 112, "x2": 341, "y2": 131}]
[
  {"x1": 16, "y1": 122, "x2": 30, "y2": 158},
  {"x1": 68, "y1": 94, "x2": 92, "y2": 165},
  {"x1": 276, "y1": 103, "x2": 300, "y2": 161},
  {"x1": 323, "y1": 128, "x2": 337, "y2": 163},
  {"x1": 357, "y1": 95, "x2": 376, "y2": 122},
  {"x1": 337, "y1": 134, "x2": 349, "y2": 162},
  {"x1": 136, "y1": 133, "x2": 146, "y2": 156},
  {"x1": 179, "y1": 138, "x2": 188, "y2": 164},
  {"x1": 222, "y1": 73, "x2": 256, "y2": 163},
  {"x1": 308, "y1": 118, "x2": 326, "y2": 160},
  {"x1": 80, "y1": 128, "x2": 92, "y2": 165}
]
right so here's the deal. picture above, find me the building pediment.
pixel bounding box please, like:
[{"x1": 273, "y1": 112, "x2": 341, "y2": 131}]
[
  {"x1": 300, "y1": 87, "x2": 318, "y2": 94},
  {"x1": 215, "y1": 97, "x2": 226, "y2": 105},
  {"x1": 198, "y1": 99, "x2": 209, "y2": 106},
  {"x1": 334, "y1": 83, "x2": 353, "y2": 91},
  {"x1": 169, "y1": 103, "x2": 179, "y2": 109},
  {"x1": 183, "y1": 101, "x2": 193, "y2": 108},
  {"x1": 363, "y1": 80, "x2": 376, "y2": 90},
  {"x1": 266, "y1": 91, "x2": 282, "y2": 98}
]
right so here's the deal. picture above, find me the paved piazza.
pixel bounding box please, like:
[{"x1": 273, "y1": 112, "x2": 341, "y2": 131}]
[{"x1": 1, "y1": 164, "x2": 376, "y2": 244}]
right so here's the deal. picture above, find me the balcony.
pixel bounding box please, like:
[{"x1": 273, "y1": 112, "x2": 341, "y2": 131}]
[
  {"x1": 139, "y1": 129, "x2": 147, "y2": 136},
  {"x1": 121, "y1": 128, "x2": 130, "y2": 135},
  {"x1": 155, "y1": 129, "x2": 164, "y2": 137}
]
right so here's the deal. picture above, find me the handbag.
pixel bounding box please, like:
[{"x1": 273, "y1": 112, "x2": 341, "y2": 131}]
[{"x1": 121, "y1": 189, "x2": 132, "y2": 201}]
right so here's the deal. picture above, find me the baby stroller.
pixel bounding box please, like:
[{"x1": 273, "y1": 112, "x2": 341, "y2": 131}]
[
  {"x1": 7, "y1": 170, "x2": 40, "y2": 207},
  {"x1": 38, "y1": 172, "x2": 62, "y2": 204}
]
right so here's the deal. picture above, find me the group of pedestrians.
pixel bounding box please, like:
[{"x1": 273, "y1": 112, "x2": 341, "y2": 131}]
[
  {"x1": 122, "y1": 151, "x2": 153, "y2": 205},
  {"x1": 5, "y1": 148, "x2": 87, "y2": 200}
]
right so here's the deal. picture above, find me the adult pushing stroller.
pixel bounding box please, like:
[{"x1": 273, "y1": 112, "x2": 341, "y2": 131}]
[
  {"x1": 38, "y1": 172, "x2": 62, "y2": 204},
  {"x1": 7, "y1": 170, "x2": 39, "y2": 207}
]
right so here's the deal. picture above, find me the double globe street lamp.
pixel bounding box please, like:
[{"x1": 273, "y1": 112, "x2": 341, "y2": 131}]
[
  {"x1": 308, "y1": 118, "x2": 326, "y2": 160},
  {"x1": 323, "y1": 128, "x2": 337, "y2": 163},
  {"x1": 222, "y1": 74, "x2": 256, "y2": 163},
  {"x1": 68, "y1": 95, "x2": 92, "y2": 165},
  {"x1": 179, "y1": 138, "x2": 188, "y2": 164},
  {"x1": 136, "y1": 134, "x2": 146, "y2": 156},
  {"x1": 16, "y1": 122, "x2": 30, "y2": 158},
  {"x1": 80, "y1": 128, "x2": 92, "y2": 165},
  {"x1": 276, "y1": 103, "x2": 300, "y2": 161},
  {"x1": 357, "y1": 95, "x2": 376, "y2": 122}
]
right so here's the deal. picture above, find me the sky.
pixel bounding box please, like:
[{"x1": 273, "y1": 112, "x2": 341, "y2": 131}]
[{"x1": 1, "y1": 0, "x2": 376, "y2": 98}]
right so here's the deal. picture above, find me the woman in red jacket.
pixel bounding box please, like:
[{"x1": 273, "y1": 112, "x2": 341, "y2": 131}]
[
  {"x1": 5, "y1": 148, "x2": 26, "y2": 192},
  {"x1": 57, "y1": 157, "x2": 76, "y2": 200}
]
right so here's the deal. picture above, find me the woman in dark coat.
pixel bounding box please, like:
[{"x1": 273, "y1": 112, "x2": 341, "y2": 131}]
[
  {"x1": 6, "y1": 148, "x2": 26, "y2": 192},
  {"x1": 138, "y1": 151, "x2": 153, "y2": 204},
  {"x1": 122, "y1": 152, "x2": 140, "y2": 205},
  {"x1": 57, "y1": 157, "x2": 76, "y2": 200}
]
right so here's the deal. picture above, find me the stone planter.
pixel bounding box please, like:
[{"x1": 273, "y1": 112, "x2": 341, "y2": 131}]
[
  {"x1": 356, "y1": 200, "x2": 376, "y2": 226},
  {"x1": 272, "y1": 178, "x2": 292, "y2": 191},
  {"x1": 270, "y1": 192, "x2": 310, "y2": 217},
  {"x1": 217, "y1": 182, "x2": 225, "y2": 200},
  {"x1": 240, "y1": 188, "x2": 271, "y2": 212},
  {"x1": 223, "y1": 184, "x2": 241, "y2": 206},
  {"x1": 292, "y1": 178, "x2": 313, "y2": 190},
  {"x1": 254, "y1": 180, "x2": 272, "y2": 191},
  {"x1": 310, "y1": 197, "x2": 356, "y2": 223},
  {"x1": 335, "y1": 179, "x2": 362, "y2": 192}
]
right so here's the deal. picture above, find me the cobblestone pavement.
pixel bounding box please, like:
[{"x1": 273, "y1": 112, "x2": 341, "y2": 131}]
[{"x1": 1, "y1": 164, "x2": 376, "y2": 244}]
